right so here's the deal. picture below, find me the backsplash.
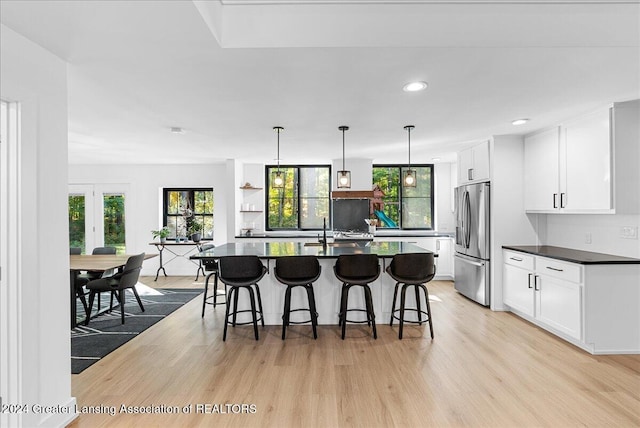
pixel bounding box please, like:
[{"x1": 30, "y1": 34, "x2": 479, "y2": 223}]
[{"x1": 540, "y1": 213, "x2": 640, "y2": 258}]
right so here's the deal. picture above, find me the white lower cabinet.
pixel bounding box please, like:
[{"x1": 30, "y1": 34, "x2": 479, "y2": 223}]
[
  {"x1": 503, "y1": 260, "x2": 534, "y2": 317},
  {"x1": 535, "y1": 274, "x2": 581, "y2": 340},
  {"x1": 503, "y1": 250, "x2": 583, "y2": 343},
  {"x1": 503, "y1": 249, "x2": 640, "y2": 354}
]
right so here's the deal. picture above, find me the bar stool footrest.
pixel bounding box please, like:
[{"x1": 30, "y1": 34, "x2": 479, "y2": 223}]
[
  {"x1": 283, "y1": 307, "x2": 318, "y2": 325},
  {"x1": 341, "y1": 308, "x2": 375, "y2": 324},
  {"x1": 391, "y1": 308, "x2": 430, "y2": 325},
  {"x1": 227, "y1": 309, "x2": 263, "y2": 326}
]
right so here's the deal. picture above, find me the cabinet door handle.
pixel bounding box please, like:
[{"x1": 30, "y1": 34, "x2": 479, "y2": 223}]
[
  {"x1": 468, "y1": 168, "x2": 473, "y2": 181},
  {"x1": 553, "y1": 193, "x2": 558, "y2": 208},
  {"x1": 528, "y1": 273, "x2": 533, "y2": 289},
  {"x1": 560, "y1": 193, "x2": 566, "y2": 208},
  {"x1": 534, "y1": 275, "x2": 540, "y2": 291},
  {"x1": 546, "y1": 266, "x2": 564, "y2": 272},
  {"x1": 436, "y1": 240, "x2": 441, "y2": 251},
  {"x1": 510, "y1": 257, "x2": 523, "y2": 262}
]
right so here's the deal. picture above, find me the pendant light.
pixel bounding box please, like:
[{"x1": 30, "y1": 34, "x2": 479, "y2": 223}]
[
  {"x1": 272, "y1": 126, "x2": 285, "y2": 188},
  {"x1": 337, "y1": 125, "x2": 351, "y2": 188},
  {"x1": 403, "y1": 125, "x2": 417, "y2": 188}
]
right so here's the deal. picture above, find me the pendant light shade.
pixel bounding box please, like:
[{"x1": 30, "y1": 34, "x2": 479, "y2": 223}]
[
  {"x1": 272, "y1": 126, "x2": 285, "y2": 188},
  {"x1": 337, "y1": 125, "x2": 351, "y2": 188},
  {"x1": 403, "y1": 125, "x2": 417, "y2": 188}
]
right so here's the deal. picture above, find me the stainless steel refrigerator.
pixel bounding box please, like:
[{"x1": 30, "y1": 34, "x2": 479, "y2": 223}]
[{"x1": 454, "y1": 181, "x2": 490, "y2": 306}]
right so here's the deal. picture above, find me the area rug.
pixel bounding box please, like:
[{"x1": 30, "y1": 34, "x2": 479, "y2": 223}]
[{"x1": 71, "y1": 287, "x2": 201, "y2": 374}]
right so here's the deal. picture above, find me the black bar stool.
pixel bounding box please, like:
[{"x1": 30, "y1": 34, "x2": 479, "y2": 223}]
[
  {"x1": 333, "y1": 254, "x2": 380, "y2": 340},
  {"x1": 386, "y1": 253, "x2": 436, "y2": 339},
  {"x1": 218, "y1": 256, "x2": 267, "y2": 341},
  {"x1": 274, "y1": 256, "x2": 321, "y2": 340},
  {"x1": 200, "y1": 245, "x2": 226, "y2": 317}
]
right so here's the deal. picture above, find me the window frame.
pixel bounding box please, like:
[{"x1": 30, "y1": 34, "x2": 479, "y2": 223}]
[
  {"x1": 265, "y1": 164, "x2": 332, "y2": 231},
  {"x1": 162, "y1": 187, "x2": 214, "y2": 241},
  {"x1": 372, "y1": 164, "x2": 435, "y2": 230}
]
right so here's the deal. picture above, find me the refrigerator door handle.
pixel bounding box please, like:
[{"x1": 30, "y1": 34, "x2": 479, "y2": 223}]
[
  {"x1": 454, "y1": 254, "x2": 484, "y2": 267},
  {"x1": 464, "y1": 191, "x2": 471, "y2": 249}
]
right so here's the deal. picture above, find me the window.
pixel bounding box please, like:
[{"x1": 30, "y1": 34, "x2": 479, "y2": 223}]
[
  {"x1": 163, "y1": 188, "x2": 214, "y2": 240},
  {"x1": 266, "y1": 165, "x2": 331, "y2": 230},
  {"x1": 372, "y1": 165, "x2": 434, "y2": 229}
]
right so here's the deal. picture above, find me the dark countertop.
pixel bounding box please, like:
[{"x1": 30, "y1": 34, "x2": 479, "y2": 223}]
[
  {"x1": 502, "y1": 245, "x2": 640, "y2": 265},
  {"x1": 192, "y1": 241, "x2": 436, "y2": 259},
  {"x1": 235, "y1": 231, "x2": 454, "y2": 239}
]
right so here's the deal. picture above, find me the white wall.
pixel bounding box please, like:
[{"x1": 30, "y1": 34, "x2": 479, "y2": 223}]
[
  {"x1": 0, "y1": 24, "x2": 74, "y2": 428},
  {"x1": 490, "y1": 135, "x2": 539, "y2": 310},
  {"x1": 68, "y1": 163, "x2": 229, "y2": 276},
  {"x1": 542, "y1": 213, "x2": 640, "y2": 258},
  {"x1": 434, "y1": 162, "x2": 455, "y2": 233}
]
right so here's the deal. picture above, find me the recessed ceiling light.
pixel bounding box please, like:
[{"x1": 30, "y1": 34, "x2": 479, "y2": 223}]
[
  {"x1": 511, "y1": 119, "x2": 529, "y2": 126},
  {"x1": 403, "y1": 81, "x2": 428, "y2": 92},
  {"x1": 170, "y1": 127, "x2": 184, "y2": 134}
]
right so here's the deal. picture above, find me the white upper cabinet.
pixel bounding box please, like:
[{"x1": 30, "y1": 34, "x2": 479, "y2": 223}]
[
  {"x1": 524, "y1": 100, "x2": 639, "y2": 214},
  {"x1": 457, "y1": 140, "x2": 490, "y2": 184},
  {"x1": 563, "y1": 107, "x2": 612, "y2": 211},
  {"x1": 524, "y1": 127, "x2": 560, "y2": 211}
]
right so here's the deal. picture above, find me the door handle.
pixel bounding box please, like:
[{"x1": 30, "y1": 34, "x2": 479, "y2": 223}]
[
  {"x1": 510, "y1": 257, "x2": 523, "y2": 262},
  {"x1": 553, "y1": 193, "x2": 558, "y2": 209},
  {"x1": 468, "y1": 168, "x2": 473, "y2": 181},
  {"x1": 560, "y1": 193, "x2": 566, "y2": 208},
  {"x1": 546, "y1": 266, "x2": 564, "y2": 272},
  {"x1": 534, "y1": 275, "x2": 540, "y2": 291},
  {"x1": 454, "y1": 254, "x2": 484, "y2": 267},
  {"x1": 528, "y1": 273, "x2": 533, "y2": 289}
]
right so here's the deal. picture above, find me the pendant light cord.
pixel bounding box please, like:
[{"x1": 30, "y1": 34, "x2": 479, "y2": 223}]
[
  {"x1": 273, "y1": 126, "x2": 283, "y2": 172},
  {"x1": 404, "y1": 125, "x2": 414, "y2": 168},
  {"x1": 342, "y1": 128, "x2": 346, "y2": 170}
]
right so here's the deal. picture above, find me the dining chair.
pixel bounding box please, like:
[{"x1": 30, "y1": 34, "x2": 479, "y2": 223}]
[
  {"x1": 75, "y1": 246, "x2": 117, "y2": 315},
  {"x1": 85, "y1": 253, "x2": 146, "y2": 325}
]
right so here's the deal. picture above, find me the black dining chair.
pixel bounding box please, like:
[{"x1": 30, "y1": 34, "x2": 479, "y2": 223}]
[
  {"x1": 333, "y1": 254, "x2": 381, "y2": 340},
  {"x1": 274, "y1": 256, "x2": 321, "y2": 340},
  {"x1": 218, "y1": 256, "x2": 267, "y2": 341},
  {"x1": 85, "y1": 253, "x2": 146, "y2": 325},
  {"x1": 75, "y1": 246, "x2": 118, "y2": 315},
  {"x1": 386, "y1": 253, "x2": 436, "y2": 339}
]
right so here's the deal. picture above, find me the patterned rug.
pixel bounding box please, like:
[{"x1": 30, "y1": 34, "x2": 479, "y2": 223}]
[{"x1": 71, "y1": 287, "x2": 201, "y2": 374}]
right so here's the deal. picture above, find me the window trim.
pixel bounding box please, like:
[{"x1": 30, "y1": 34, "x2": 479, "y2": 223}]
[
  {"x1": 372, "y1": 163, "x2": 435, "y2": 230},
  {"x1": 265, "y1": 164, "x2": 332, "y2": 231}
]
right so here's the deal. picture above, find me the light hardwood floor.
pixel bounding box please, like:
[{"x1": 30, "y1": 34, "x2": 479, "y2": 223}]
[{"x1": 68, "y1": 275, "x2": 640, "y2": 427}]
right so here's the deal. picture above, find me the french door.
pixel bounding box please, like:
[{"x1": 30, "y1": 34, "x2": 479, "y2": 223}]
[{"x1": 69, "y1": 184, "x2": 130, "y2": 254}]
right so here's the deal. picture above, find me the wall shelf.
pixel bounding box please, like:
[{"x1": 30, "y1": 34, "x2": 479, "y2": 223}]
[
  {"x1": 240, "y1": 186, "x2": 263, "y2": 190},
  {"x1": 240, "y1": 210, "x2": 263, "y2": 213}
]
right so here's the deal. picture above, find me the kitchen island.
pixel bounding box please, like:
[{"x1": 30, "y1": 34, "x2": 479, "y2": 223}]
[{"x1": 192, "y1": 241, "x2": 436, "y2": 325}]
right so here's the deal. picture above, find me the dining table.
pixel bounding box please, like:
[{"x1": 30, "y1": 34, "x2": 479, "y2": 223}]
[{"x1": 69, "y1": 253, "x2": 156, "y2": 328}]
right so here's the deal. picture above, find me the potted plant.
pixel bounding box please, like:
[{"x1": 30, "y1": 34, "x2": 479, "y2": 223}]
[
  {"x1": 188, "y1": 220, "x2": 203, "y2": 242},
  {"x1": 151, "y1": 227, "x2": 171, "y2": 243}
]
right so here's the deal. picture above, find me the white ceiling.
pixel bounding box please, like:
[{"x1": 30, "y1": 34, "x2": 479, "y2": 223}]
[{"x1": 1, "y1": 0, "x2": 639, "y2": 165}]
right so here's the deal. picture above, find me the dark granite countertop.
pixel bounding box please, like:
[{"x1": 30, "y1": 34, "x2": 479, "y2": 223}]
[
  {"x1": 235, "y1": 231, "x2": 454, "y2": 239},
  {"x1": 502, "y1": 245, "x2": 640, "y2": 265},
  {"x1": 192, "y1": 241, "x2": 436, "y2": 259}
]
